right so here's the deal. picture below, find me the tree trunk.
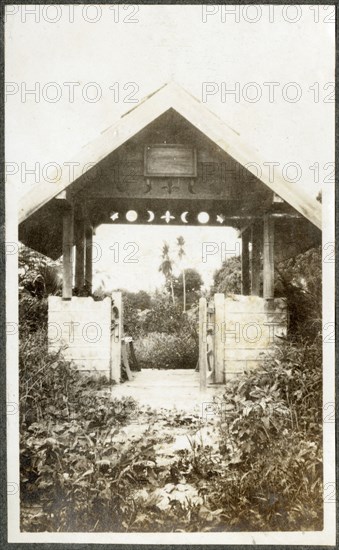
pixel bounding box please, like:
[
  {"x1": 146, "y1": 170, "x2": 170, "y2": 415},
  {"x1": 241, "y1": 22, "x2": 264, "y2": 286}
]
[
  {"x1": 170, "y1": 279, "x2": 175, "y2": 305},
  {"x1": 182, "y1": 268, "x2": 186, "y2": 312}
]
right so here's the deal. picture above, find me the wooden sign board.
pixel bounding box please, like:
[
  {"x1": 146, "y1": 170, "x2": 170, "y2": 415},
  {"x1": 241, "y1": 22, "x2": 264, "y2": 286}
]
[{"x1": 144, "y1": 144, "x2": 197, "y2": 177}]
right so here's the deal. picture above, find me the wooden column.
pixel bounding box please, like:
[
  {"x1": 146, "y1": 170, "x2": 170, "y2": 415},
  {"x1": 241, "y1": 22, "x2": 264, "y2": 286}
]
[
  {"x1": 62, "y1": 206, "x2": 74, "y2": 300},
  {"x1": 85, "y1": 226, "x2": 93, "y2": 294},
  {"x1": 75, "y1": 218, "x2": 85, "y2": 290},
  {"x1": 251, "y1": 223, "x2": 261, "y2": 296},
  {"x1": 214, "y1": 293, "x2": 225, "y2": 383},
  {"x1": 199, "y1": 297, "x2": 207, "y2": 390},
  {"x1": 263, "y1": 214, "x2": 275, "y2": 299},
  {"x1": 241, "y1": 229, "x2": 250, "y2": 295}
]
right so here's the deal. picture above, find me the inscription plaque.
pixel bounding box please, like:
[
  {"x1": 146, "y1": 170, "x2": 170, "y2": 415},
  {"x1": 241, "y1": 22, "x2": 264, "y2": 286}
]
[{"x1": 144, "y1": 144, "x2": 197, "y2": 177}]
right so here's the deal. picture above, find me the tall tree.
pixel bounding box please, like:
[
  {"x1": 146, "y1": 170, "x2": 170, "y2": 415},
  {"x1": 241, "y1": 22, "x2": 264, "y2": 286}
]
[
  {"x1": 177, "y1": 236, "x2": 186, "y2": 312},
  {"x1": 211, "y1": 255, "x2": 242, "y2": 295},
  {"x1": 159, "y1": 242, "x2": 175, "y2": 305},
  {"x1": 173, "y1": 268, "x2": 203, "y2": 308}
]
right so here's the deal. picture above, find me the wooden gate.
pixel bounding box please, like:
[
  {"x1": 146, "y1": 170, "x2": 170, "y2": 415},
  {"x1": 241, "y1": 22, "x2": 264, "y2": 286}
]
[
  {"x1": 199, "y1": 294, "x2": 225, "y2": 389},
  {"x1": 199, "y1": 294, "x2": 288, "y2": 390},
  {"x1": 110, "y1": 291, "x2": 123, "y2": 383}
]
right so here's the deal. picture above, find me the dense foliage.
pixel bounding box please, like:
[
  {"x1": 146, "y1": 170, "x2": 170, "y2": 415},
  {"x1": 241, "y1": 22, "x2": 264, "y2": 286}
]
[
  {"x1": 123, "y1": 292, "x2": 199, "y2": 369},
  {"x1": 170, "y1": 268, "x2": 203, "y2": 307},
  {"x1": 20, "y1": 331, "x2": 322, "y2": 532},
  {"x1": 211, "y1": 246, "x2": 322, "y2": 342},
  {"x1": 20, "y1": 243, "x2": 323, "y2": 532},
  {"x1": 210, "y1": 337, "x2": 322, "y2": 530},
  {"x1": 275, "y1": 246, "x2": 322, "y2": 341},
  {"x1": 20, "y1": 329, "x2": 141, "y2": 531},
  {"x1": 19, "y1": 245, "x2": 61, "y2": 336},
  {"x1": 211, "y1": 255, "x2": 242, "y2": 295},
  {"x1": 134, "y1": 331, "x2": 198, "y2": 370}
]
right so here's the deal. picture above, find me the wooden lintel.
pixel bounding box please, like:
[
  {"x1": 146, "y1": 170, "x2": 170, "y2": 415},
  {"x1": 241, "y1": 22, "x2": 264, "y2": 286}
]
[{"x1": 238, "y1": 212, "x2": 302, "y2": 237}]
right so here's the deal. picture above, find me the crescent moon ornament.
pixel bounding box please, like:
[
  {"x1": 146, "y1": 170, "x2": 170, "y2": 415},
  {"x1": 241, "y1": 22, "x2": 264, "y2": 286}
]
[
  {"x1": 147, "y1": 210, "x2": 155, "y2": 222},
  {"x1": 181, "y1": 211, "x2": 189, "y2": 223}
]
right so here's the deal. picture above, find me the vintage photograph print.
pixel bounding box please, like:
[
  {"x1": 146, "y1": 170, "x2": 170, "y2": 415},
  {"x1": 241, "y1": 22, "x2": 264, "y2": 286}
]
[{"x1": 5, "y1": 3, "x2": 335, "y2": 546}]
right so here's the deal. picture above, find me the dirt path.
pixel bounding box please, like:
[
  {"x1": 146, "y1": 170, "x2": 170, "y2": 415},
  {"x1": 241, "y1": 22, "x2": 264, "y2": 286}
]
[
  {"x1": 111, "y1": 369, "x2": 226, "y2": 410},
  {"x1": 109, "y1": 371, "x2": 226, "y2": 524}
]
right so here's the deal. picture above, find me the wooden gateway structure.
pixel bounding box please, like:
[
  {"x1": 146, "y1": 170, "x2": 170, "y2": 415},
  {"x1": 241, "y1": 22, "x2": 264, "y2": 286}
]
[{"x1": 18, "y1": 82, "x2": 322, "y2": 386}]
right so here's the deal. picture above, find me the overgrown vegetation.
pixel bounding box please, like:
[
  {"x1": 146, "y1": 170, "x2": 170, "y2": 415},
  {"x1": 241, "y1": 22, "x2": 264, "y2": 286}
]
[
  {"x1": 211, "y1": 245, "x2": 322, "y2": 341},
  {"x1": 19, "y1": 244, "x2": 62, "y2": 336},
  {"x1": 20, "y1": 329, "x2": 140, "y2": 531},
  {"x1": 20, "y1": 245, "x2": 322, "y2": 532},
  {"x1": 211, "y1": 255, "x2": 242, "y2": 295},
  {"x1": 203, "y1": 338, "x2": 322, "y2": 530},
  {"x1": 276, "y1": 246, "x2": 322, "y2": 342},
  {"x1": 134, "y1": 331, "x2": 197, "y2": 370},
  {"x1": 124, "y1": 292, "x2": 199, "y2": 370}
]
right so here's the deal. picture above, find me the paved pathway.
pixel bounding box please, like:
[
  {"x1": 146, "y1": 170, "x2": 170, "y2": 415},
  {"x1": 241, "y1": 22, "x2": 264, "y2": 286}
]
[{"x1": 111, "y1": 369, "x2": 226, "y2": 412}]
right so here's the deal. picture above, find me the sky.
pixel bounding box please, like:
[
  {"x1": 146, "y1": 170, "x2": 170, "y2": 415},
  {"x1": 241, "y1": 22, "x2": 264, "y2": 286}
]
[{"x1": 5, "y1": 5, "x2": 335, "y2": 291}]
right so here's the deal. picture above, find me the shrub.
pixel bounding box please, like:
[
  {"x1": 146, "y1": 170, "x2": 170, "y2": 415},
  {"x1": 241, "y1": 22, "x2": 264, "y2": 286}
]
[
  {"x1": 20, "y1": 329, "x2": 141, "y2": 531},
  {"x1": 204, "y1": 433, "x2": 322, "y2": 531},
  {"x1": 141, "y1": 294, "x2": 195, "y2": 335},
  {"x1": 19, "y1": 244, "x2": 62, "y2": 337},
  {"x1": 276, "y1": 246, "x2": 322, "y2": 341},
  {"x1": 211, "y1": 255, "x2": 242, "y2": 295},
  {"x1": 134, "y1": 332, "x2": 198, "y2": 369},
  {"x1": 222, "y1": 338, "x2": 322, "y2": 445},
  {"x1": 19, "y1": 330, "x2": 135, "y2": 428},
  {"x1": 19, "y1": 244, "x2": 61, "y2": 298},
  {"x1": 19, "y1": 293, "x2": 48, "y2": 336},
  {"x1": 186, "y1": 338, "x2": 323, "y2": 531}
]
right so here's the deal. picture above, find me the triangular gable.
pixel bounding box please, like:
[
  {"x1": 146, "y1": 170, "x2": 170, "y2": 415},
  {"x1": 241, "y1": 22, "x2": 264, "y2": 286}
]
[{"x1": 19, "y1": 81, "x2": 322, "y2": 229}]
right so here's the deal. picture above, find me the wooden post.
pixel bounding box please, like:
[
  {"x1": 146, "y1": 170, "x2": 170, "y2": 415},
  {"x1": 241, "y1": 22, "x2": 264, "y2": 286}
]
[
  {"x1": 85, "y1": 226, "x2": 93, "y2": 294},
  {"x1": 214, "y1": 293, "x2": 225, "y2": 383},
  {"x1": 199, "y1": 297, "x2": 207, "y2": 390},
  {"x1": 75, "y1": 218, "x2": 85, "y2": 290},
  {"x1": 251, "y1": 223, "x2": 261, "y2": 296},
  {"x1": 62, "y1": 206, "x2": 74, "y2": 300},
  {"x1": 263, "y1": 214, "x2": 275, "y2": 299},
  {"x1": 111, "y1": 291, "x2": 122, "y2": 383},
  {"x1": 241, "y1": 229, "x2": 250, "y2": 295},
  {"x1": 121, "y1": 340, "x2": 133, "y2": 381}
]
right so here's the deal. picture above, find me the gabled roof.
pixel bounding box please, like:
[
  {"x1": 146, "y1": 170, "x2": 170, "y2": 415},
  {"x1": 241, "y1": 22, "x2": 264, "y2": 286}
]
[{"x1": 19, "y1": 81, "x2": 321, "y2": 229}]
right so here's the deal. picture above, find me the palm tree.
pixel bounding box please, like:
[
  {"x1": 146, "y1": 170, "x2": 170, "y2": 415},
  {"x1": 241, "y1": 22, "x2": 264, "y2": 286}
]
[
  {"x1": 177, "y1": 236, "x2": 186, "y2": 312},
  {"x1": 159, "y1": 242, "x2": 175, "y2": 305}
]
